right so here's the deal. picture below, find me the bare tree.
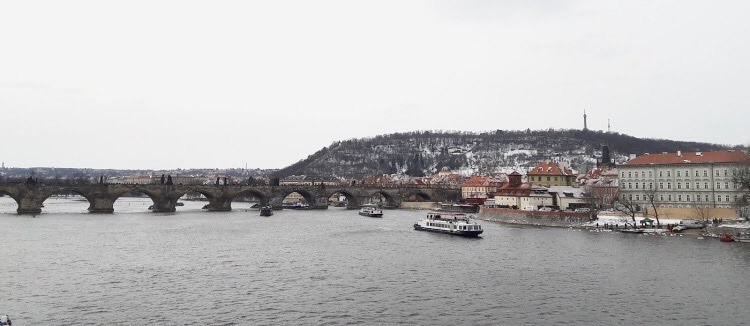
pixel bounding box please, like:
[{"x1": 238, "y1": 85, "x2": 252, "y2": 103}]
[
  {"x1": 692, "y1": 205, "x2": 712, "y2": 222},
  {"x1": 643, "y1": 187, "x2": 660, "y2": 225},
  {"x1": 616, "y1": 195, "x2": 640, "y2": 225},
  {"x1": 733, "y1": 164, "x2": 750, "y2": 219},
  {"x1": 581, "y1": 184, "x2": 619, "y2": 217}
]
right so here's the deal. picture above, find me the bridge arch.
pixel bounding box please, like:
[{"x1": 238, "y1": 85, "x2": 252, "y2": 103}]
[
  {"x1": 402, "y1": 191, "x2": 432, "y2": 202},
  {"x1": 0, "y1": 189, "x2": 21, "y2": 214},
  {"x1": 326, "y1": 189, "x2": 361, "y2": 209},
  {"x1": 230, "y1": 189, "x2": 269, "y2": 207},
  {"x1": 364, "y1": 190, "x2": 398, "y2": 208},
  {"x1": 39, "y1": 187, "x2": 95, "y2": 213},
  {"x1": 111, "y1": 187, "x2": 161, "y2": 212},
  {"x1": 277, "y1": 188, "x2": 317, "y2": 208}
]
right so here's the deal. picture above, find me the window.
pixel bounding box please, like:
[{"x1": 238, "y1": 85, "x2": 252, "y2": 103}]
[
  {"x1": 717, "y1": 195, "x2": 722, "y2": 202},
  {"x1": 678, "y1": 195, "x2": 682, "y2": 201},
  {"x1": 628, "y1": 194, "x2": 633, "y2": 200},
  {"x1": 724, "y1": 170, "x2": 728, "y2": 176},
  {"x1": 621, "y1": 172, "x2": 625, "y2": 178},
  {"x1": 704, "y1": 170, "x2": 708, "y2": 177},
  {"x1": 677, "y1": 171, "x2": 681, "y2": 177},
  {"x1": 686, "y1": 183, "x2": 690, "y2": 189},
  {"x1": 659, "y1": 171, "x2": 663, "y2": 177},
  {"x1": 628, "y1": 183, "x2": 632, "y2": 189},
  {"x1": 695, "y1": 170, "x2": 699, "y2": 177},
  {"x1": 667, "y1": 171, "x2": 671, "y2": 177},
  {"x1": 635, "y1": 183, "x2": 639, "y2": 189},
  {"x1": 716, "y1": 170, "x2": 720, "y2": 177},
  {"x1": 668, "y1": 195, "x2": 672, "y2": 201},
  {"x1": 636, "y1": 195, "x2": 640, "y2": 201},
  {"x1": 704, "y1": 183, "x2": 709, "y2": 189},
  {"x1": 642, "y1": 172, "x2": 645, "y2": 178},
  {"x1": 677, "y1": 183, "x2": 681, "y2": 189},
  {"x1": 716, "y1": 182, "x2": 721, "y2": 189},
  {"x1": 659, "y1": 183, "x2": 664, "y2": 189},
  {"x1": 686, "y1": 195, "x2": 691, "y2": 201},
  {"x1": 725, "y1": 182, "x2": 729, "y2": 189},
  {"x1": 695, "y1": 182, "x2": 700, "y2": 189},
  {"x1": 667, "y1": 183, "x2": 671, "y2": 189},
  {"x1": 726, "y1": 195, "x2": 730, "y2": 202},
  {"x1": 547, "y1": 177, "x2": 550, "y2": 181},
  {"x1": 685, "y1": 170, "x2": 688, "y2": 177},
  {"x1": 660, "y1": 195, "x2": 664, "y2": 201},
  {"x1": 554, "y1": 177, "x2": 558, "y2": 181},
  {"x1": 649, "y1": 183, "x2": 653, "y2": 189},
  {"x1": 628, "y1": 172, "x2": 632, "y2": 178},
  {"x1": 705, "y1": 195, "x2": 709, "y2": 202},
  {"x1": 649, "y1": 171, "x2": 653, "y2": 177}
]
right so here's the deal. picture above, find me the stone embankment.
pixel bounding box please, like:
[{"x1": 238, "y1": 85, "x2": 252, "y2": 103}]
[{"x1": 478, "y1": 207, "x2": 590, "y2": 228}]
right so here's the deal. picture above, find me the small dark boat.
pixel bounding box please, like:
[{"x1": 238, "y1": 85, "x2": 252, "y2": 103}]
[{"x1": 259, "y1": 206, "x2": 273, "y2": 217}]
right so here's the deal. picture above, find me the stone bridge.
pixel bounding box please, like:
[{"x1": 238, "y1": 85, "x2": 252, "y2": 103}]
[{"x1": 0, "y1": 182, "x2": 461, "y2": 215}]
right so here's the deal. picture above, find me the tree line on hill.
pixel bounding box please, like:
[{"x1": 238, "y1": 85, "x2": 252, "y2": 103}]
[{"x1": 273, "y1": 129, "x2": 739, "y2": 179}]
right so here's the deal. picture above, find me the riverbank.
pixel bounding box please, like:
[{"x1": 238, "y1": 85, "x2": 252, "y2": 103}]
[
  {"x1": 478, "y1": 207, "x2": 750, "y2": 239},
  {"x1": 478, "y1": 207, "x2": 589, "y2": 228}
]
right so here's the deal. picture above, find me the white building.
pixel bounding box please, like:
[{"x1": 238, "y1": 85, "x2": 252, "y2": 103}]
[{"x1": 618, "y1": 150, "x2": 750, "y2": 219}]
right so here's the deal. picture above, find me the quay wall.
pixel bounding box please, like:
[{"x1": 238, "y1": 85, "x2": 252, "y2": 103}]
[
  {"x1": 479, "y1": 207, "x2": 591, "y2": 227},
  {"x1": 400, "y1": 202, "x2": 439, "y2": 210}
]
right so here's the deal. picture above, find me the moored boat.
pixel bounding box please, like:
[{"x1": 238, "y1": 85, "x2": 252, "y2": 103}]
[
  {"x1": 259, "y1": 206, "x2": 273, "y2": 217},
  {"x1": 719, "y1": 234, "x2": 735, "y2": 242},
  {"x1": 283, "y1": 202, "x2": 311, "y2": 210},
  {"x1": 413, "y1": 211, "x2": 483, "y2": 237},
  {"x1": 358, "y1": 204, "x2": 383, "y2": 217}
]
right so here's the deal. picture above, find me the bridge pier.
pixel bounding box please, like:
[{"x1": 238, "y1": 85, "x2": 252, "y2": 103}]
[
  {"x1": 312, "y1": 196, "x2": 329, "y2": 210},
  {"x1": 150, "y1": 196, "x2": 179, "y2": 213},
  {"x1": 204, "y1": 195, "x2": 232, "y2": 211},
  {"x1": 17, "y1": 195, "x2": 43, "y2": 215},
  {"x1": 88, "y1": 196, "x2": 115, "y2": 213}
]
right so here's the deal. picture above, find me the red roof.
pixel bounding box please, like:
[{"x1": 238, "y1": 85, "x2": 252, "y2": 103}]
[
  {"x1": 527, "y1": 161, "x2": 574, "y2": 176},
  {"x1": 495, "y1": 182, "x2": 532, "y2": 196},
  {"x1": 625, "y1": 150, "x2": 750, "y2": 166},
  {"x1": 461, "y1": 176, "x2": 504, "y2": 188}
]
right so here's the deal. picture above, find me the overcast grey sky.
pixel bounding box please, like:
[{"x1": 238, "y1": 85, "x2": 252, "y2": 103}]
[{"x1": 1, "y1": 0, "x2": 748, "y2": 170}]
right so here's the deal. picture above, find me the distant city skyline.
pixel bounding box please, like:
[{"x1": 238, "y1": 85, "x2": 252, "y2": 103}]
[{"x1": 2, "y1": 0, "x2": 749, "y2": 170}]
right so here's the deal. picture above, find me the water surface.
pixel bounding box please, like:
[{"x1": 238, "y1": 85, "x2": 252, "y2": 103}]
[{"x1": 1, "y1": 197, "x2": 749, "y2": 325}]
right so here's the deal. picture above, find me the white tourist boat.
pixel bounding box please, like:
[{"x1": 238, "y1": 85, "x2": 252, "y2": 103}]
[
  {"x1": 413, "y1": 211, "x2": 483, "y2": 237},
  {"x1": 358, "y1": 203, "x2": 383, "y2": 217}
]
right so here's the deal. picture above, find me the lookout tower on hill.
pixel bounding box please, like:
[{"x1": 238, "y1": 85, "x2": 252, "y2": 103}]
[{"x1": 583, "y1": 110, "x2": 588, "y2": 131}]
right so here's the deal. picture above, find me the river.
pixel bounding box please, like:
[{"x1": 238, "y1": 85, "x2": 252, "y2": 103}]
[{"x1": 1, "y1": 197, "x2": 749, "y2": 325}]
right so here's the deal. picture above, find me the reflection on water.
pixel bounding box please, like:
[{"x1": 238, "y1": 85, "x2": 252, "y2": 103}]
[{"x1": 1, "y1": 197, "x2": 749, "y2": 325}]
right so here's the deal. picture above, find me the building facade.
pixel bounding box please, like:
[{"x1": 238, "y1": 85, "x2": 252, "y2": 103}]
[
  {"x1": 527, "y1": 161, "x2": 577, "y2": 187},
  {"x1": 493, "y1": 172, "x2": 553, "y2": 209},
  {"x1": 461, "y1": 176, "x2": 504, "y2": 205},
  {"x1": 618, "y1": 150, "x2": 750, "y2": 219}
]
